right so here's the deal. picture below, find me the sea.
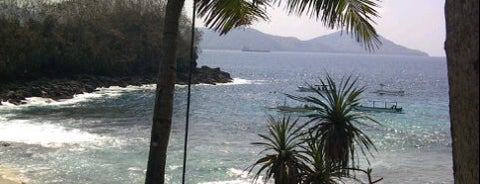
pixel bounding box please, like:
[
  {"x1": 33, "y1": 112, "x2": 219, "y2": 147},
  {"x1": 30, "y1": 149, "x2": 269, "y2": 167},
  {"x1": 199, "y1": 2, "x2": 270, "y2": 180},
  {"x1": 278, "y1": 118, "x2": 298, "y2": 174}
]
[{"x1": 0, "y1": 50, "x2": 453, "y2": 184}]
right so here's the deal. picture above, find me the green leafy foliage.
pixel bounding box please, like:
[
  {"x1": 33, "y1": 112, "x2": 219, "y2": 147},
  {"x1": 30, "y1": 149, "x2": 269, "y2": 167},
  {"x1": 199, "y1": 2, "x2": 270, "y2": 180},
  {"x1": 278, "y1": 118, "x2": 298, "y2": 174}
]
[
  {"x1": 250, "y1": 75, "x2": 383, "y2": 183},
  {"x1": 286, "y1": 74, "x2": 381, "y2": 170},
  {"x1": 300, "y1": 130, "x2": 347, "y2": 183},
  {"x1": 197, "y1": 0, "x2": 270, "y2": 35},
  {"x1": 248, "y1": 115, "x2": 307, "y2": 184},
  {"x1": 0, "y1": 0, "x2": 199, "y2": 82},
  {"x1": 274, "y1": 0, "x2": 381, "y2": 50},
  {"x1": 197, "y1": 0, "x2": 380, "y2": 50}
]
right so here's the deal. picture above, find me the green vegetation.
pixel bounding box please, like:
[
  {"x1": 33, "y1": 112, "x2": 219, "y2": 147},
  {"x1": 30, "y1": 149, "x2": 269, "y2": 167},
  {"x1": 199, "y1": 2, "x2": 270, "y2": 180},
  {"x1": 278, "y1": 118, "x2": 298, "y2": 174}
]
[
  {"x1": 249, "y1": 75, "x2": 383, "y2": 183},
  {"x1": 248, "y1": 116, "x2": 306, "y2": 183},
  {"x1": 286, "y1": 75, "x2": 381, "y2": 170},
  {"x1": 0, "y1": 0, "x2": 199, "y2": 83}
]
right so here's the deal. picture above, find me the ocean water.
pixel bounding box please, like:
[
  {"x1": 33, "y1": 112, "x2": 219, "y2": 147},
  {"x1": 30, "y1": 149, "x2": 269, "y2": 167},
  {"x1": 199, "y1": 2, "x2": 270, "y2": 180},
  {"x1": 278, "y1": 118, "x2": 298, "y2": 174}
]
[{"x1": 0, "y1": 50, "x2": 452, "y2": 183}]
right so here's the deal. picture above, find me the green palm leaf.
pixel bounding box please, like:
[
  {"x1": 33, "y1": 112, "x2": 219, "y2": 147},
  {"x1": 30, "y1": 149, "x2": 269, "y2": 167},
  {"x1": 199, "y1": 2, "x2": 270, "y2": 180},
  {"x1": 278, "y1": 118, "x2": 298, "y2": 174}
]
[
  {"x1": 275, "y1": 0, "x2": 381, "y2": 50},
  {"x1": 247, "y1": 115, "x2": 306, "y2": 184},
  {"x1": 287, "y1": 74, "x2": 381, "y2": 170},
  {"x1": 198, "y1": 0, "x2": 380, "y2": 50},
  {"x1": 197, "y1": 0, "x2": 270, "y2": 34},
  {"x1": 300, "y1": 130, "x2": 347, "y2": 183}
]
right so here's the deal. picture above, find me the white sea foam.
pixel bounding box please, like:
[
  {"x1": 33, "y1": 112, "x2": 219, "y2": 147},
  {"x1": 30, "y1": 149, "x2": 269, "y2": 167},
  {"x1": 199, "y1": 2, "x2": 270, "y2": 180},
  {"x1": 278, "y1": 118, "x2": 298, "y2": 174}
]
[
  {"x1": 0, "y1": 120, "x2": 103, "y2": 148},
  {"x1": 0, "y1": 79, "x2": 260, "y2": 108},
  {"x1": 0, "y1": 84, "x2": 157, "y2": 108},
  {"x1": 227, "y1": 168, "x2": 250, "y2": 178},
  {"x1": 216, "y1": 78, "x2": 265, "y2": 85},
  {"x1": 199, "y1": 180, "x2": 250, "y2": 184},
  {"x1": 0, "y1": 100, "x2": 19, "y2": 107},
  {"x1": 169, "y1": 78, "x2": 265, "y2": 87},
  {"x1": 198, "y1": 168, "x2": 270, "y2": 184}
]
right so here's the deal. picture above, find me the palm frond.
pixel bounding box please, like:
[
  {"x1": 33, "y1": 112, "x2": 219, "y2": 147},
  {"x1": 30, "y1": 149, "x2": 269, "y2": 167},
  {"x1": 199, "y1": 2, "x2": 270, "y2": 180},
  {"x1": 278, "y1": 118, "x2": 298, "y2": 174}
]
[
  {"x1": 246, "y1": 115, "x2": 306, "y2": 183},
  {"x1": 274, "y1": 0, "x2": 381, "y2": 50},
  {"x1": 286, "y1": 74, "x2": 381, "y2": 170},
  {"x1": 196, "y1": 0, "x2": 270, "y2": 35}
]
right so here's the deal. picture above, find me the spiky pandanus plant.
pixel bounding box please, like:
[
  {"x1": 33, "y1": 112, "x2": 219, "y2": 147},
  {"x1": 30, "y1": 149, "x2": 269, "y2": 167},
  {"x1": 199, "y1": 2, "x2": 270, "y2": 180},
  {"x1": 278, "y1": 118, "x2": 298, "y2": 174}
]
[
  {"x1": 300, "y1": 129, "x2": 347, "y2": 184},
  {"x1": 247, "y1": 115, "x2": 308, "y2": 184},
  {"x1": 248, "y1": 115, "x2": 377, "y2": 184},
  {"x1": 286, "y1": 74, "x2": 381, "y2": 173}
]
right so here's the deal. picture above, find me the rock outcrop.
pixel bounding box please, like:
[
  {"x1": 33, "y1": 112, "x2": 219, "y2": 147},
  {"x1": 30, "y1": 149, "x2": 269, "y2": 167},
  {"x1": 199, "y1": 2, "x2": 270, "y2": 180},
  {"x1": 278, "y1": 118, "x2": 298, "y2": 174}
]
[{"x1": 0, "y1": 66, "x2": 232, "y2": 105}]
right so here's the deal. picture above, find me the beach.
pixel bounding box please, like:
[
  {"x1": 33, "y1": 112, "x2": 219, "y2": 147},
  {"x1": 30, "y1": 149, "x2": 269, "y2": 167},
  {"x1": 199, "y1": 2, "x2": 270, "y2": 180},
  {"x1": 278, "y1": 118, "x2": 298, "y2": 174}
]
[{"x1": 0, "y1": 167, "x2": 25, "y2": 184}]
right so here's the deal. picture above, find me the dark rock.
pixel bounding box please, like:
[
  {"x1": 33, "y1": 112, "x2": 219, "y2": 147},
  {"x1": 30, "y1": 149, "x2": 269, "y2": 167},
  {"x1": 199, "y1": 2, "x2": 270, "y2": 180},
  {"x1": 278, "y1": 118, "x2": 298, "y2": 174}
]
[
  {"x1": 0, "y1": 66, "x2": 232, "y2": 105},
  {"x1": 1, "y1": 142, "x2": 11, "y2": 147},
  {"x1": 30, "y1": 87, "x2": 44, "y2": 97}
]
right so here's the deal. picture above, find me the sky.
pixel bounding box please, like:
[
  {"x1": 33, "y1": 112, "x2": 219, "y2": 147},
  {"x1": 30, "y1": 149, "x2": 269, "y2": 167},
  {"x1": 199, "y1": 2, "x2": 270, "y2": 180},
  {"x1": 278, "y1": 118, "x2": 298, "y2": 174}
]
[{"x1": 185, "y1": 0, "x2": 446, "y2": 57}]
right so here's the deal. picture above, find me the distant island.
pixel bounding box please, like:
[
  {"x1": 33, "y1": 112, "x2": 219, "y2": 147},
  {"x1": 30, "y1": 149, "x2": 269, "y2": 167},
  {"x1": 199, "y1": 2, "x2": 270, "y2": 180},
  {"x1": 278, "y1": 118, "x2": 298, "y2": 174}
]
[
  {"x1": 199, "y1": 28, "x2": 429, "y2": 56},
  {"x1": 241, "y1": 46, "x2": 270, "y2": 53}
]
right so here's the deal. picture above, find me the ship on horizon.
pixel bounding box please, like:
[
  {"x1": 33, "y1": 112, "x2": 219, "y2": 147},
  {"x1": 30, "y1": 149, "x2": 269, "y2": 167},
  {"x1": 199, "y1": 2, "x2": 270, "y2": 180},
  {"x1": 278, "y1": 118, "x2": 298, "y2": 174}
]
[{"x1": 241, "y1": 46, "x2": 270, "y2": 52}]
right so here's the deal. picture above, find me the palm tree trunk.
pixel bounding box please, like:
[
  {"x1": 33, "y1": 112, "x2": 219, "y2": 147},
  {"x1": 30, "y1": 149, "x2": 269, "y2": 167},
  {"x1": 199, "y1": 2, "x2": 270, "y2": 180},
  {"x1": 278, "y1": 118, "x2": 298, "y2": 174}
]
[
  {"x1": 145, "y1": 0, "x2": 185, "y2": 183},
  {"x1": 445, "y1": 0, "x2": 479, "y2": 183}
]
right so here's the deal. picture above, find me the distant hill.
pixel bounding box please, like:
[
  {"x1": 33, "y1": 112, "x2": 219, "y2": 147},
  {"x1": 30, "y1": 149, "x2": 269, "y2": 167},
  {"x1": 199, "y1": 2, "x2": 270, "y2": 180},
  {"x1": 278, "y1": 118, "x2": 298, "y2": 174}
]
[{"x1": 198, "y1": 28, "x2": 429, "y2": 56}]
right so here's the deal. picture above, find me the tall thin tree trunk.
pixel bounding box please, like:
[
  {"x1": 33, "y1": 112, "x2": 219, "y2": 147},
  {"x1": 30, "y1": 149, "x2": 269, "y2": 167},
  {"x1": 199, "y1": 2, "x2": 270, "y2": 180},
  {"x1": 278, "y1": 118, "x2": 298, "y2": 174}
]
[
  {"x1": 145, "y1": 0, "x2": 185, "y2": 183},
  {"x1": 445, "y1": 0, "x2": 479, "y2": 183}
]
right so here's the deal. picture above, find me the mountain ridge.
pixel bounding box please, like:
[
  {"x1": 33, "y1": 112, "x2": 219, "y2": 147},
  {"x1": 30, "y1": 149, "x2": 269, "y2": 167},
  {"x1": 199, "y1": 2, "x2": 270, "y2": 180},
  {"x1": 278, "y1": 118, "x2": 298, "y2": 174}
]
[{"x1": 198, "y1": 28, "x2": 429, "y2": 56}]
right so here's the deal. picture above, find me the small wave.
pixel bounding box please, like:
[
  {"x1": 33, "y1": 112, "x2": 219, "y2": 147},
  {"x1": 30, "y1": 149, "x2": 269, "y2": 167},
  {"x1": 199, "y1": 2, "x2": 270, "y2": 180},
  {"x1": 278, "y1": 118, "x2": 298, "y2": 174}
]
[
  {"x1": 217, "y1": 78, "x2": 265, "y2": 86},
  {"x1": 199, "y1": 168, "x2": 270, "y2": 184},
  {"x1": 199, "y1": 180, "x2": 250, "y2": 184},
  {"x1": 0, "y1": 120, "x2": 104, "y2": 148},
  {"x1": 0, "y1": 79, "x2": 261, "y2": 108},
  {"x1": 22, "y1": 97, "x2": 59, "y2": 105},
  {"x1": 0, "y1": 100, "x2": 20, "y2": 107},
  {"x1": 0, "y1": 85, "x2": 156, "y2": 108},
  {"x1": 227, "y1": 168, "x2": 249, "y2": 178}
]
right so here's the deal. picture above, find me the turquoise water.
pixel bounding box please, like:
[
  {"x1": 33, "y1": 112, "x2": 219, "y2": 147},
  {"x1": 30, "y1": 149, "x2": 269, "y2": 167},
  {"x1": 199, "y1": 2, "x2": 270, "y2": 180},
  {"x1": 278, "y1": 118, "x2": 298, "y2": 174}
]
[{"x1": 0, "y1": 50, "x2": 452, "y2": 183}]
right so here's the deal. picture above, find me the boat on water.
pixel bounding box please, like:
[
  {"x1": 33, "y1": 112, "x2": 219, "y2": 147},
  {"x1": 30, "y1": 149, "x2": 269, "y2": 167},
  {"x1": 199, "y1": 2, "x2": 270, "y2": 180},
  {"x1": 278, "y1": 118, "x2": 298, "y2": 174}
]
[
  {"x1": 297, "y1": 84, "x2": 332, "y2": 92},
  {"x1": 274, "y1": 105, "x2": 311, "y2": 113},
  {"x1": 354, "y1": 101, "x2": 403, "y2": 113},
  {"x1": 269, "y1": 105, "x2": 317, "y2": 115},
  {"x1": 371, "y1": 84, "x2": 405, "y2": 96},
  {"x1": 372, "y1": 89, "x2": 405, "y2": 96},
  {"x1": 241, "y1": 46, "x2": 270, "y2": 52}
]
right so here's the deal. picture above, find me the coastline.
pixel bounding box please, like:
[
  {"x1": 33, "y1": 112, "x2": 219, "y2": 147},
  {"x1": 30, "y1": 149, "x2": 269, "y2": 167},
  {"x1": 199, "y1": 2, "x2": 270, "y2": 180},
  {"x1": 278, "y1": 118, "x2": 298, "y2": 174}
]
[
  {"x1": 0, "y1": 66, "x2": 231, "y2": 183},
  {"x1": 0, "y1": 66, "x2": 232, "y2": 106}
]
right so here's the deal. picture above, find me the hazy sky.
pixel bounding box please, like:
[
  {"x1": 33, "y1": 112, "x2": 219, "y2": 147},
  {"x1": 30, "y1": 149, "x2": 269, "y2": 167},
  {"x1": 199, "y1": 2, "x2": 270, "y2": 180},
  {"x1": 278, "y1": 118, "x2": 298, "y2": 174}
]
[{"x1": 186, "y1": 0, "x2": 446, "y2": 57}]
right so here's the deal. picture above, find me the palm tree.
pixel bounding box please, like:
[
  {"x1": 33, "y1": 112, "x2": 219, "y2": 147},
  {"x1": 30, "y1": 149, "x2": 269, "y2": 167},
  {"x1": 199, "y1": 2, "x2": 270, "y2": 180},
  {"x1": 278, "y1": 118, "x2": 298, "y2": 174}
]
[
  {"x1": 145, "y1": 2, "x2": 187, "y2": 183},
  {"x1": 146, "y1": 0, "x2": 381, "y2": 183},
  {"x1": 285, "y1": 75, "x2": 381, "y2": 171},
  {"x1": 248, "y1": 114, "x2": 382, "y2": 184},
  {"x1": 444, "y1": 0, "x2": 479, "y2": 183},
  {"x1": 301, "y1": 129, "x2": 383, "y2": 184},
  {"x1": 247, "y1": 115, "x2": 307, "y2": 184},
  {"x1": 146, "y1": 1, "x2": 269, "y2": 183},
  {"x1": 300, "y1": 129, "x2": 348, "y2": 184}
]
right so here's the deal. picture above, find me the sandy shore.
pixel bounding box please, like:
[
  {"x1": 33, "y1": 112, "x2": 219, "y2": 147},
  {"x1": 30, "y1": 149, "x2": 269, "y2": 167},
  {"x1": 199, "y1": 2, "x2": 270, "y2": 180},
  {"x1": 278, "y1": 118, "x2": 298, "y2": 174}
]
[{"x1": 0, "y1": 167, "x2": 25, "y2": 184}]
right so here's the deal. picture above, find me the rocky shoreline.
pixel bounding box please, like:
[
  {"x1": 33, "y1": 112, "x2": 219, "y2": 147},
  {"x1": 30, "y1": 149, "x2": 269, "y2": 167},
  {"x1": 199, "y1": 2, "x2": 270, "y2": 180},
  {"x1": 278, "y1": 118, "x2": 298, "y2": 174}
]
[{"x1": 0, "y1": 66, "x2": 232, "y2": 105}]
